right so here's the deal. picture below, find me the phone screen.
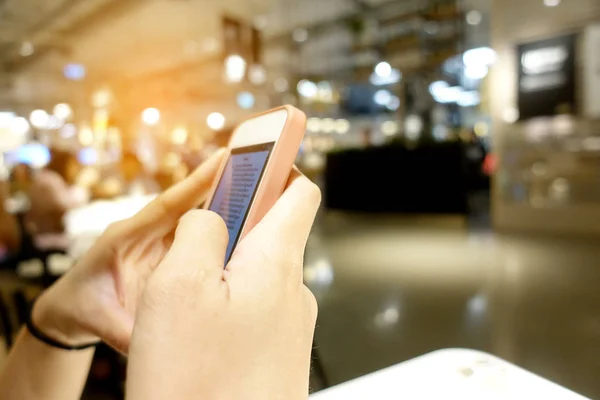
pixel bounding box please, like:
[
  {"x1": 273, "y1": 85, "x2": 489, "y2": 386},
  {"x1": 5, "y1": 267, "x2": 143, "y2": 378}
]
[{"x1": 208, "y1": 142, "x2": 275, "y2": 262}]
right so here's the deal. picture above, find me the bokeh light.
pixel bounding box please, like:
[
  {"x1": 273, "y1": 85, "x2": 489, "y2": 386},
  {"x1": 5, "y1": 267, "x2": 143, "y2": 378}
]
[
  {"x1": 297, "y1": 80, "x2": 318, "y2": 98},
  {"x1": 10, "y1": 117, "x2": 30, "y2": 136},
  {"x1": 237, "y1": 91, "x2": 256, "y2": 109},
  {"x1": 141, "y1": 108, "x2": 160, "y2": 126},
  {"x1": 53, "y1": 103, "x2": 73, "y2": 121},
  {"x1": 374, "y1": 62, "x2": 392, "y2": 77},
  {"x1": 207, "y1": 112, "x2": 226, "y2": 131},
  {"x1": 224, "y1": 55, "x2": 247, "y2": 83},
  {"x1": 171, "y1": 126, "x2": 188, "y2": 145},
  {"x1": 29, "y1": 110, "x2": 49, "y2": 129}
]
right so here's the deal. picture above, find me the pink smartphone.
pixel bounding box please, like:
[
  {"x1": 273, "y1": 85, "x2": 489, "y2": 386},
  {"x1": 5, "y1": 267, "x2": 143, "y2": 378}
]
[{"x1": 203, "y1": 105, "x2": 306, "y2": 262}]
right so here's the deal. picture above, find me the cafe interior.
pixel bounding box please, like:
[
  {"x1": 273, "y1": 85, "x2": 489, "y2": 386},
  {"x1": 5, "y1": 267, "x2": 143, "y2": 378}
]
[{"x1": 1, "y1": 0, "x2": 600, "y2": 398}]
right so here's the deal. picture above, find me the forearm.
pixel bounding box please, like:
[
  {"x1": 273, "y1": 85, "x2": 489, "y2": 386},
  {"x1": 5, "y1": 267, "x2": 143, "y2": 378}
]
[{"x1": 0, "y1": 328, "x2": 94, "y2": 400}]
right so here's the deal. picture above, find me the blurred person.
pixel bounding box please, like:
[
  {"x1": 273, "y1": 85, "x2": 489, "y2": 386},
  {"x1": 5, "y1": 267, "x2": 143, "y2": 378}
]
[
  {"x1": 0, "y1": 180, "x2": 21, "y2": 264},
  {"x1": 46, "y1": 148, "x2": 81, "y2": 187},
  {"x1": 120, "y1": 151, "x2": 160, "y2": 196},
  {"x1": 154, "y1": 153, "x2": 190, "y2": 191},
  {"x1": 9, "y1": 163, "x2": 33, "y2": 196},
  {"x1": 90, "y1": 175, "x2": 124, "y2": 200},
  {"x1": 0, "y1": 149, "x2": 320, "y2": 400},
  {"x1": 24, "y1": 149, "x2": 87, "y2": 252},
  {"x1": 8, "y1": 163, "x2": 34, "y2": 213}
]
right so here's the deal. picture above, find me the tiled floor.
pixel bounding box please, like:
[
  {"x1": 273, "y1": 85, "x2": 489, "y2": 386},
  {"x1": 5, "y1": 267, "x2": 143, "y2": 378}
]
[
  {"x1": 306, "y1": 212, "x2": 600, "y2": 399},
  {"x1": 2, "y1": 211, "x2": 599, "y2": 399}
]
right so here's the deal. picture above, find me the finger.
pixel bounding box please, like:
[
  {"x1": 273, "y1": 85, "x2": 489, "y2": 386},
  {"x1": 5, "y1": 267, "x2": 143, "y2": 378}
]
[
  {"x1": 130, "y1": 149, "x2": 227, "y2": 231},
  {"x1": 230, "y1": 171, "x2": 321, "y2": 281},
  {"x1": 155, "y1": 210, "x2": 229, "y2": 288}
]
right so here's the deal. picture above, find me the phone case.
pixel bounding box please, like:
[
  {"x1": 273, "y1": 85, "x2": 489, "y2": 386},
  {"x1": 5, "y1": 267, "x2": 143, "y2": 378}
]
[{"x1": 203, "y1": 105, "x2": 307, "y2": 243}]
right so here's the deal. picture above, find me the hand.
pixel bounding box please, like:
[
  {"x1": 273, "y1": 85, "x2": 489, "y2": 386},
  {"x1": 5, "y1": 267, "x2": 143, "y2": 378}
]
[
  {"x1": 31, "y1": 150, "x2": 226, "y2": 354},
  {"x1": 126, "y1": 170, "x2": 321, "y2": 400}
]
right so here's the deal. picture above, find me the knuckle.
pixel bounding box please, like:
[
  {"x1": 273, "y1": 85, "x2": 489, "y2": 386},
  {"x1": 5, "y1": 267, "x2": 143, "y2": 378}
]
[
  {"x1": 179, "y1": 209, "x2": 227, "y2": 235},
  {"x1": 298, "y1": 177, "x2": 322, "y2": 205},
  {"x1": 103, "y1": 220, "x2": 127, "y2": 240}
]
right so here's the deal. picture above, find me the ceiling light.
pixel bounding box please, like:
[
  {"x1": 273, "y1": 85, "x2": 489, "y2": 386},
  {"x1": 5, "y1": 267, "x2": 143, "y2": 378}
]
[
  {"x1": 60, "y1": 123, "x2": 76, "y2": 139},
  {"x1": 79, "y1": 126, "x2": 94, "y2": 147},
  {"x1": 457, "y1": 91, "x2": 481, "y2": 107},
  {"x1": 502, "y1": 108, "x2": 520, "y2": 123},
  {"x1": 466, "y1": 10, "x2": 483, "y2": 25},
  {"x1": 29, "y1": 110, "x2": 49, "y2": 129},
  {"x1": 429, "y1": 81, "x2": 450, "y2": 97},
  {"x1": 77, "y1": 148, "x2": 99, "y2": 166},
  {"x1": 374, "y1": 62, "x2": 392, "y2": 78},
  {"x1": 433, "y1": 86, "x2": 463, "y2": 104},
  {"x1": 19, "y1": 42, "x2": 34, "y2": 57},
  {"x1": 10, "y1": 117, "x2": 30, "y2": 136},
  {"x1": 207, "y1": 112, "x2": 226, "y2": 131},
  {"x1": 53, "y1": 103, "x2": 72, "y2": 121},
  {"x1": 387, "y1": 96, "x2": 401, "y2": 111},
  {"x1": 224, "y1": 54, "x2": 247, "y2": 83},
  {"x1": 370, "y1": 68, "x2": 402, "y2": 86},
  {"x1": 463, "y1": 47, "x2": 497, "y2": 67},
  {"x1": 464, "y1": 64, "x2": 489, "y2": 80},
  {"x1": 297, "y1": 79, "x2": 318, "y2": 98},
  {"x1": 374, "y1": 90, "x2": 392, "y2": 106},
  {"x1": 141, "y1": 108, "x2": 160, "y2": 126},
  {"x1": 63, "y1": 63, "x2": 86, "y2": 81},
  {"x1": 0, "y1": 112, "x2": 15, "y2": 128},
  {"x1": 14, "y1": 143, "x2": 50, "y2": 168},
  {"x1": 171, "y1": 126, "x2": 188, "y2": 145},
  {"x1": 92, "y1": 88, "x2": 112, "y2": 108},
  {"x1": 248, "y1": 64, "x2": 267, "y2": 85},
  {"x1": 46, "y1": 116, "x2": 63, "y2": 130},
  {"x1": 544, "y1": 0, "x2": 560, "y2": 6}
]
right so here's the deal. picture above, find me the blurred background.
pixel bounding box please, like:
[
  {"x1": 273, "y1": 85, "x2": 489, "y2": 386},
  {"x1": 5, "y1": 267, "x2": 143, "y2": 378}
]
[{"x1": 1, "y1": 0, "x2": 600, "y2": 398}]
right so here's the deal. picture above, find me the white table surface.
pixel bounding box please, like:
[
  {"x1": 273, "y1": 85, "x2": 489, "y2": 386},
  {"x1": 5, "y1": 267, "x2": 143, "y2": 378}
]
[
  {"x1": 309, "y1": 349, "x2": 589, "y2": 400},
  {"x1": 65, "y1": 194, "x2": 156, "y2": 259}
]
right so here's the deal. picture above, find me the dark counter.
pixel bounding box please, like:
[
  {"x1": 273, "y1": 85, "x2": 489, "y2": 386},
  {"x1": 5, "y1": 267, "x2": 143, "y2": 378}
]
[{"x1": 324, "y1": 143, "x2": 470, "y2": 214}]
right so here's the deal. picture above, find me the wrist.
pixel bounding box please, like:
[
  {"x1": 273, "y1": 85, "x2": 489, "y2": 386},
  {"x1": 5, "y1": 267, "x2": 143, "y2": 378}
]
[{"x1": 32, "y1": 284, "x2": 100, "y2": 347}]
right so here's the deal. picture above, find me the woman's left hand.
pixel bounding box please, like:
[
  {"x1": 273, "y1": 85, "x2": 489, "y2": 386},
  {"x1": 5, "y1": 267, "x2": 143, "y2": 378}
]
[{"x1": 31, "y1": 149, "x2": 225, "y2": 354}]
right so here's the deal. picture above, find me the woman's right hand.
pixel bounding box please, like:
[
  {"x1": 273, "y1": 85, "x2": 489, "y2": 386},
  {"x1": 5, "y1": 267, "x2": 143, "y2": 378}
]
[{"x1": 127, "y1": 170, "x2": 321, "y2": 400}]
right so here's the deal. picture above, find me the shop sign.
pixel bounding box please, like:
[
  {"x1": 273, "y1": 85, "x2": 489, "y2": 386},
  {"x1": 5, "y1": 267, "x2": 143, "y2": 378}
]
[{"x1": 517, "y1": 34, "x2": 576, "y2": 119}]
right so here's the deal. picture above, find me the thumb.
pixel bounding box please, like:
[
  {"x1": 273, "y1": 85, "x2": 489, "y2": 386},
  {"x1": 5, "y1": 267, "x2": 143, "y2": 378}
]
[{"x1": 151, "y1": 210, "x2": 229, "y2": 293}]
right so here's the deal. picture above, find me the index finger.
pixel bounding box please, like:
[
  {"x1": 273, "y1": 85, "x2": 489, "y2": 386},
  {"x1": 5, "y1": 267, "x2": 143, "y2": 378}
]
[{"x1": 129, "y1": 149, "x2": 227, "y2": 233}]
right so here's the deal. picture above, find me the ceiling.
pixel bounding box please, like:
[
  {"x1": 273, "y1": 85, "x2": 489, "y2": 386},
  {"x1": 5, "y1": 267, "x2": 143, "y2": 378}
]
[{"x1": 0, "y1": 0, "x2": 490, "y2": 124}]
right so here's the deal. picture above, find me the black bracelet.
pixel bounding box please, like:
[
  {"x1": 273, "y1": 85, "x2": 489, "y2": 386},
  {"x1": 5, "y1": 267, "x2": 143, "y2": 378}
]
[{"x1": 26, "y1": 314, "x2": 101, "y2": 351}]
